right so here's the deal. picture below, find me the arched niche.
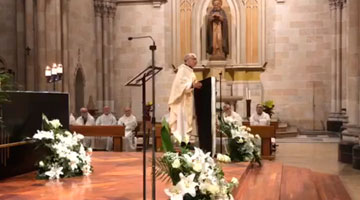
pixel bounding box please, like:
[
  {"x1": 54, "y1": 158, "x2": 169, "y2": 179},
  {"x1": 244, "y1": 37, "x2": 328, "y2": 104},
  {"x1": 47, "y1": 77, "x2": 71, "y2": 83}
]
[
  {"x1": 0, "y1": 57, "x2": 7, "y2": 69},
  {"x1": 74, "y1": 65, "x2": 85, "y2": 116},
  {"x1": 192, "y1": 0, "x2": 241, "y2": 64}
]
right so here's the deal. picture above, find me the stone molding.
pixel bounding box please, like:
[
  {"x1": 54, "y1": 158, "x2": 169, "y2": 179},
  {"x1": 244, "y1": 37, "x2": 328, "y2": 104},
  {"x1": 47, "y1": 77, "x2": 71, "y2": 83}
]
[
  {"x1": 114, "y1": 0, "x2": 167, "y2": 7},
  {"x1": 329, "y1": 0, "x2": 347, "y2": 9}
]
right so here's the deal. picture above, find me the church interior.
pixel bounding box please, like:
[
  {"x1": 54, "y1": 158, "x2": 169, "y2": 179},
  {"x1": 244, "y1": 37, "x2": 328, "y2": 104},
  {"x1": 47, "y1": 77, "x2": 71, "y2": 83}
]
[{"x1": 0, "y1": 0, "x2": 360, "y2": 199}]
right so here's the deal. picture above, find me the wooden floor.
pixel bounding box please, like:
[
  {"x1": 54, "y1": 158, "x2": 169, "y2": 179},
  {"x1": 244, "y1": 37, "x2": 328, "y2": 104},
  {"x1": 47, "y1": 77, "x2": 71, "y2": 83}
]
[
  {"x1": 0, "y1": 152, "x2": 351, "y2": 200},
  {"x1": 0, "y1": 152, "x2": 250, "y2": 200}
]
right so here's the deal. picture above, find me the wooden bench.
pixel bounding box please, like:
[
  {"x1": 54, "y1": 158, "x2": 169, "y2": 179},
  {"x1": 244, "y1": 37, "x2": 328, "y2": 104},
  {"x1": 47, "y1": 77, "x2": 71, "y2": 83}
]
[
  {"x1": 70, "y1": 125, "x2": 125, "y2": 152},
  {"x1": 135, "y1": 122, "x2": 163, "y2": 152},
  {"x1": 248, "y1": 125, "x2": 276, "y2": 160}
]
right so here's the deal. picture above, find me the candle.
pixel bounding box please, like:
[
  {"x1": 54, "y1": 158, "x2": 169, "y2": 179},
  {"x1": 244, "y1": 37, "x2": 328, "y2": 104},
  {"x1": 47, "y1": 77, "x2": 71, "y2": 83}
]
[
  {"x1": 248, "y1": 89, "x2": 251, "y2": 99},
  {"x1": 246, "y1": 88, "x2": 248, "y2": 99}
]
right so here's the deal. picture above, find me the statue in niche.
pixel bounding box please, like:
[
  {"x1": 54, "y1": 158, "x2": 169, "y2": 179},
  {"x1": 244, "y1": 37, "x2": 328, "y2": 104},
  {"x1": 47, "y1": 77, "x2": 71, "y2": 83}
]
[{"x1": 206, "y1": 0, "x2": 229, "y2": 60}]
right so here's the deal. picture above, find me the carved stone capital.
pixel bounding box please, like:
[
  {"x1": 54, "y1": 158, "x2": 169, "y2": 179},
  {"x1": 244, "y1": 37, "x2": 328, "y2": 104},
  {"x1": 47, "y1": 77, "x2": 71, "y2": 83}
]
[
  {"x1": 94, "y1": 0, "x2": 117, "y2": 18},
  {"x1": 329, "y1": 0, "x2": 347, "y2": 9}
]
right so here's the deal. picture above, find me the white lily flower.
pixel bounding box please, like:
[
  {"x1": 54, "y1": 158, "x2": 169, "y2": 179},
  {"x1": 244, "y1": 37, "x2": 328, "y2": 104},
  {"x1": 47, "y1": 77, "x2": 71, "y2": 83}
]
[
  {"x1": 231, "y1": 177, "x2": 239, "y2": 186},
  {"x1": 49, "y1": 119, "x2": 62, "y2": 129},
  {"x1": 45, "y1": 165, "x2": 63, "y2": 180},
  {"x1": 164, "y1": 185, "x2": 184, "y2": 200},
  {"x1": 33, "y1": 130, "x2": 54, "y2": 140},
  {"x1": 39, "y1": 161, "x2": 44, "y2": 167},
  {"x1": 177, "y1": 173, "x2": 198, "y2": 197},
  {"x1": 172, "y1": 159, "x2": 181, "y2": 168}
]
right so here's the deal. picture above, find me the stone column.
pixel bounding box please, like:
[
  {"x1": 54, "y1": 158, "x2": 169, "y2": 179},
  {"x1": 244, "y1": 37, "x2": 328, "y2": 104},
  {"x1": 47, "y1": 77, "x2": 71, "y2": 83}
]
[
  {"x1": 25, "y1": 0, "x2": 35, "y2": 90},
  {"x1": 102, "y1": 4, "x2": 109, "y2": 105},
  {"x1": 61, "y1": 0, "x2": 70, "y2": 93},
  {"x1": 37, "y1": 0, "x2": 47, "y2": 91},
  {"x1": 108, "y1": 3, "x2": 116, "y2": 107},
  {"x1": 328, "y1": 0, "x2": 348, "y2": 131},
  {"x1": 16, "y1": 0, "x2": 26, "y2": 88},
  {"x1": 94, "y1": 0, "x2": 104, "y2": 108}
]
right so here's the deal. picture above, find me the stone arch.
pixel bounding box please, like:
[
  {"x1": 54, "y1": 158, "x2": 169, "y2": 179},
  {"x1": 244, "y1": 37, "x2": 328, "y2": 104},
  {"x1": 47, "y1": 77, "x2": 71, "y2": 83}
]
[
  {"x1": 74, "y1": 64, "x2": 85, "y2": 116},
  {"x1": 192, "y1": 0, "x2": 241, "y2": 64},
  {"x1": 0, "y1": 56, "x2": 7, "y2": 69}
]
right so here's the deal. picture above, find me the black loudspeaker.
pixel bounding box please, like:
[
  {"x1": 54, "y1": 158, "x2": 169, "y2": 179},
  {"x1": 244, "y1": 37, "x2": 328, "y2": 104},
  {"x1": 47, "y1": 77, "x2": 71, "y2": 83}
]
[{"x1": 0, "y1": 91, "x2": 69, "y2": 179}]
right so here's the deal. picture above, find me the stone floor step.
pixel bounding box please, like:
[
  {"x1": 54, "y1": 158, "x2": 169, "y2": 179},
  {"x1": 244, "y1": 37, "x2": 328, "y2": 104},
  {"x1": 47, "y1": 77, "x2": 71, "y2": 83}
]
[{"x1": 276, "y1": 127, "x2": 298, "y2": 138}]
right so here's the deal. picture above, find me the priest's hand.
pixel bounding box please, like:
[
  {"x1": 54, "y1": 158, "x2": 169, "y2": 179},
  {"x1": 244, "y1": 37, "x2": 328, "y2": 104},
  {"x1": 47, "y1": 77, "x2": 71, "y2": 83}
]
[{"x1": 193, "y1": 82, "x2": 202, "y2": 89}]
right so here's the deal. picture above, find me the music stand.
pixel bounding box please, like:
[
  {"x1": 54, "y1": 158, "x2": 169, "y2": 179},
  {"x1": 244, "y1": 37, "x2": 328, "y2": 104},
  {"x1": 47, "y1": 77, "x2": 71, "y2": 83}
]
[{"x1": 125, "y1": 65, "x2": 162, "y2": 200}]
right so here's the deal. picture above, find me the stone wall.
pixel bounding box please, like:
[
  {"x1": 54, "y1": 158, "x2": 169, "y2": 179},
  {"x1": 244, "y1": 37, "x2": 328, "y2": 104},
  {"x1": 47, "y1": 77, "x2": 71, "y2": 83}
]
[
  {"x1": 113, "y1": 2, "x2": 173, "y2": 119},
  {"x1": 67, "y1": 0, "x2": 97, "y2": 114},
  {"x1": 263, "y1": 0, "x2": 333, "y2": 130},
  {"x1": 344, "y1": 0, "x2": 360, "y2": 125},
  {"x1": 0, "y1": 0, "x2": 17, "y2": 72}
]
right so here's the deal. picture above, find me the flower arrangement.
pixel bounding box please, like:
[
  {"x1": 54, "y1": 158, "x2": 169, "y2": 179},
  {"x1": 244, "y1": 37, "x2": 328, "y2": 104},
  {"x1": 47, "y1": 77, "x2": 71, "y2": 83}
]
[
  {"x1": 32, "y1": 114, "x2": 93, "y2": 180},
  {"x1": 219, "y1": 117, "x2": 262, "y2": 166},
  {"x1": 157, "y1": 122, "x2": 238, "y2": 200},
  {"x1": 262, "y1": 100, "x2": 275, "y2": 118}
]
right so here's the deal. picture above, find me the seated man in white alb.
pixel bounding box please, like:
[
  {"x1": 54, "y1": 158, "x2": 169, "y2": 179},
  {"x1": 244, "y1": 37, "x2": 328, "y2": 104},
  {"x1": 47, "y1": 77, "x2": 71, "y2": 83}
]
[
  {"x1": 118, "y1": 107, "x2": 138, "y2": 151},
  {"x1": 250, "y1": 104, "x2": 270, "y2": 126},
  {"x1": 76, "y1": 107, "x2": 95, "y2": 125},
  {"x1": 95, "y1": 106, "x2": 117, "y2": 151},
  {"x1": 223, "y1": 103, "x2": 242, "y2": 126},
  {"x1": 76, "y1": 107, "x2": 95, "y2": 148},
  {"x1": 250, "y1": 104, "x2": 275, "y2": 148}
]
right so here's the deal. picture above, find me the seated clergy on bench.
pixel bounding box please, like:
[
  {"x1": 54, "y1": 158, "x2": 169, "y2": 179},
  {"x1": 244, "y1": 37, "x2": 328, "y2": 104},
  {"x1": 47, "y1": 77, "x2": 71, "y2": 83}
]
[
  {"x1": 250, "y1": 104, "x2": 276, "y2": 152},
  {"x1": 118, "y1": 107, "x2": 138, "y2": 152},
  {"x1": 76, "y1": 107, "x2": 96, "y2": 148},
  {"x1": 223, "y1": 103, "x2": 242, "y2": 126},
  {"x1": 95, "y1": 106, "x2": 117, "y2": 151},
  {"x1": 250, "y1": 104, "x2": 270, "y2": 126}
]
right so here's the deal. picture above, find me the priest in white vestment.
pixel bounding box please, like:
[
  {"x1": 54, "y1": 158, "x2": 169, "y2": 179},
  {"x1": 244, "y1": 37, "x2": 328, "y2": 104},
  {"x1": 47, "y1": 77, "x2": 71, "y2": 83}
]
[
  {"x1": 95, "y1": 106, "x2": 117, "y2": 151},
  {"x1": 69, "y1": 113, "x2": 76, "y2": 125},
  {"x1": 223, "y1": 103, "x2": 242, "y2": 126},
  {"x1": 250, "y1": 104, "x2": 270, "y2": 126},
  {"x1": 76, "y1": 107, "x2": 95, "y2": 125},
  {"x1": 118, "y1": 107, "x2": 138, "y2": 151},
  {"x1": 168, "y1": 53, "x2": 202, "y2": 144},
  {"x1": 75, "y1": 107, "x2": 96, "y2": 148}
]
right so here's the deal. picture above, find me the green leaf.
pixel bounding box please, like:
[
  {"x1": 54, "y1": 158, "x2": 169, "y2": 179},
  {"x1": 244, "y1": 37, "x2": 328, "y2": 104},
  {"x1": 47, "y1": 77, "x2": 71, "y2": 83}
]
[{"x1": 161, "y1": 119, "x2": 174, "y2": 152}]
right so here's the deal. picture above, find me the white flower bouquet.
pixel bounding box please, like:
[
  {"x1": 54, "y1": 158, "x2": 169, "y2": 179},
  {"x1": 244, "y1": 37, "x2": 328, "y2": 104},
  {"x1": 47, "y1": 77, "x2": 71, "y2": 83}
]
[
  {"x1": 156, "y1": 147, "x2": 238, "y2": 200},
  {"x1": 32, "y1": 114, "x2": 92, "y2": 180},
  {"x1": 219, "y1": 117, "x2": 262, "y2": 165}
]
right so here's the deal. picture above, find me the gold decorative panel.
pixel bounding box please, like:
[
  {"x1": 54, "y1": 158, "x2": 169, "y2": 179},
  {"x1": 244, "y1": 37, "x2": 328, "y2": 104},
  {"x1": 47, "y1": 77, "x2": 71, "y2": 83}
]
[
  {"x1": 180, "y1": 0, "x2": 196, "y2": 58},
  {"x1": 245, "y1": 0, "x2": 259, "y2": 63}
]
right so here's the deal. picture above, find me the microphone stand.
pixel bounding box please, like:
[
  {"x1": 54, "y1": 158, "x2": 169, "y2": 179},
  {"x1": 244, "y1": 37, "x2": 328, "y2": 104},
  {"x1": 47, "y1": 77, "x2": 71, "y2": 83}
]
[
  {"x1": 150, "y1": 40, "x2": 157, "y2": 200},
  {"x1": 128, "y1": 36, "x2": 157, "y2": 200},
  {"x1": 219, "y1": 72, "x2": 223, "y2": 154}
]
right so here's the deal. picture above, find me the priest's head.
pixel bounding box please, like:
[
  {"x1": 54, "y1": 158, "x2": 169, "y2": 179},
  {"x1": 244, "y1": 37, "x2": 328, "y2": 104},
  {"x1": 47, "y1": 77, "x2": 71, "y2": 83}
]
[
  {"x1": 184, "y1": 53, "x2": 197, "y2": 68},
  {"x1": 124, "y1": 107, "x2": 132, "y2": 117},
  {"x1": 256, "y1": 104, "x2": 263, "y2": 115},
  {"x1": 80, "y1": 107, "x2": 89, "y2": 118},
  {"x1": 223, "y1": 103, "x2": 231, "y2": 115},
  {"x1": 103, "y1": 106, "x2": 111, "y2": 115}
]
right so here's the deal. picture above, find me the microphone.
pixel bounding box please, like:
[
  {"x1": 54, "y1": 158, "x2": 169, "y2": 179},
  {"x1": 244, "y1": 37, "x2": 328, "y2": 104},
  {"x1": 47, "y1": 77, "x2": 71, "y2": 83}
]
[{"x1": 127, "y1": 35, "x2": 155, "y2": 43}]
